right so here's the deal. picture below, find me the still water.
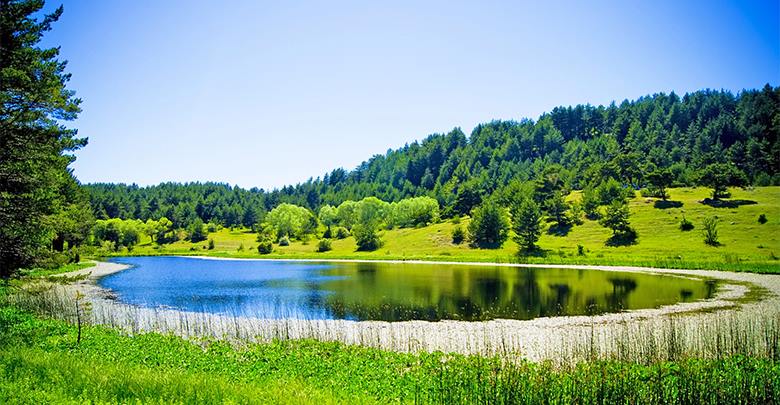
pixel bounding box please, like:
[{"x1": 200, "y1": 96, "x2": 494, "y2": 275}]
[{"x1": 101, "y1": 256, "x2": 716, "y2": 322}]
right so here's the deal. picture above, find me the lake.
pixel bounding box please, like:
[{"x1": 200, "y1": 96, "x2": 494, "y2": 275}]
[{"x1": 101, "y1": 256, "x2": 717, "y2": 322}]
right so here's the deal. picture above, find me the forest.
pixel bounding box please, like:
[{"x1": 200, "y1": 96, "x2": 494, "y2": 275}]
[{"x1": 85, "y1": 85, "x2": 778, "y2": 229}]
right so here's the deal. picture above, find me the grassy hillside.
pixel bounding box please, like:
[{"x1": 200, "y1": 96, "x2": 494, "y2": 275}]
[{"x1": 114, "y1": 187, "x2": 780, "y2": 273}]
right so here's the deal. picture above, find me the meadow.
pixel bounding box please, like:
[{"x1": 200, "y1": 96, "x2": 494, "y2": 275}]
[{"x1": 116, "y1": 187, "x2": 780, "y2": 273}]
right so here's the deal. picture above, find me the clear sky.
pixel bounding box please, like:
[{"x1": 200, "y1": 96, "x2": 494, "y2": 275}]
[{"x1": 42, "y1": 0, "x2": 779, "y2": 190}]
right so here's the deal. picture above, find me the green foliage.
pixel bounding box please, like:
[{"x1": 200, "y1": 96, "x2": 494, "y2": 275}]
[
  {"x1": 581, "y1": 187, "x2": 601, "y2": 219},
  {"x1": 92, "y1": 219, "x2": 144, "y2": 251},
  {"x1": 84, "y1": 87, "x2": 780, "y2": 240},
  {"x1": 207, "y1": 239, "x2": 215, "y2": 250},
  {"x1": 467, "y1": 201, "x2": 510, "y2": 248},
  {"x1": 596, "y1": 178, "x2": 633, "y2": 205},
  {"x1": 544, "y1": 192, "x2": 570, "y2": 228},
  {"x1": 188, "y1": 219, "x2": 207, "y2": 243},
  {"x1": 334, "y1": 227, "x2": 350, "y2": 239},
  {"x1": 389, "y1": 196, "x2": 439, "y2": 228},
  {"x1": 758, "y1": 214, "x2": 768, "y2": 224},
  {"x1": 680, "y1": 215, "x2": 694, "y2": 231},
  {"x1": 257, "y1": 241, "x2": 273, "y2": 254},
  {"x1": 646, "y1": 167, "x2": 674, "y2": 200},
  {"x1": 451, "y1": 226, "x2": 465, "y2": 244},
  {"x1": 599, "y1": 201, "x2": 637, "y2": 245},
  {"x1": 702, "y1": 216, "x2": 720, "y2": 246},
  {"x1": 265, "y1": 203, "x2": 316, "y2": 239},
  {"x1": 278, "y1": 236, "x2": 290, "y2": 246},
  {"x1": 512, "y1": 199, "x2": 543, "y2": 252},
  {"x1": 0, "y1": 308, "x2": 778, "y2": 404},
  {"x1": 316, "y1": 238, "x2": 333, "y2": 252},
  {"x1": 0, "y1": 2, "x2": 88, "y2": 278},
  {"x1": 699, "y1": 163, "x2": 748, "y2": 200}
]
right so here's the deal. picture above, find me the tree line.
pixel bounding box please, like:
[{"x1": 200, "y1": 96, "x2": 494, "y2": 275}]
[{"x1": 86, "y1": 85, "x2": 779, "y2": 230}]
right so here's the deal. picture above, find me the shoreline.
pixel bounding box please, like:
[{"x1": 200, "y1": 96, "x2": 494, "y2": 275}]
[{"x1": 53, "y1": 258, "x2": 780, "y2": 361}]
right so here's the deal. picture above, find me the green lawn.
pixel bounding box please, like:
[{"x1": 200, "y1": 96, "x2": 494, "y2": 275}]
[{"x1": 112, "y1": 187, "x2": 780, "y2": 272}]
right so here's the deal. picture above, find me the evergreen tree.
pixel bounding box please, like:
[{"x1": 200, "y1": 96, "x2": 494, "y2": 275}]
[
  {"x1": 1, "y1": 1, "x2": 87, "y2": 278},
  {"x1": 512, "y1": 199, "x2": 543, "y2": 252}
]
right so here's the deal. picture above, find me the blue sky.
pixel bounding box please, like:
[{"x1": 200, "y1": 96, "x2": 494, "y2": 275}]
[{"x1": 43, "y1": 0, "x2": 779, "y2": 189}]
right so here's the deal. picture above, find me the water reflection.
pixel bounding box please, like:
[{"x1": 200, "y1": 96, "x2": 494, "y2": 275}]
[{"x1": 102, "y1": 257, "x2": 717, "y2": 322}]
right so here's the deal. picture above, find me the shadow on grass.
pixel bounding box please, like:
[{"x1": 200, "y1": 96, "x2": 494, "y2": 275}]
[
  {"x1": 700, "y1": 198, "x2": 757, "y2": 208},
  {"x1": 547, "y1": 223, "x2": 572, "y2": 236},
  {"x1": 605, "y1": 229, "x2": 638, "y2": 247},
  {"x1": 654, "y1": 200, "x2": 683, "y2": 209}
]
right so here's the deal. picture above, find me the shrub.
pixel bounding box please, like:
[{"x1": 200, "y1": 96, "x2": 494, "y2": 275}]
[
  {"x1": 451, "y1": 226, "x2": 465, "y2": 244},
  {"x1": 467, "y1": 201, "x2": 510, "y2": 248},
  {"x1": 702, "y1": 216, "x2": 720, "y2": 246},
  {"x1": 257, "y1": 241, "x2": 273, "y2": 254},
  {"x1": 353, "y1": 224, "x2": 382, "y2": 251},
  {"x1": 569, "y1": 202, "x2": 584, "y2": 225},
  {"x1": 577, "y1": 244, "x2": 585, "y2": 256},
  {"x1": 316, "y1": 238, "x2": 332, "y2": 252},
  {"x1": 207, "y1": 239, "x2": 215, "y2": 250},
  {"x1": 278, "y1": 236, "x2": 290, "y2": 246},
  {"x1": 679, "y1": 215, "x2": 694, "y2": 231},
  {"x1": 335, "y1": 227, "x2": 350, "y2": 239},
  {"x1": 450, "y1": 216, "x2": 461, "y2": 224},
  {"x1": 758, "y1": 214, "x2": 768, "y2": 224},
  {"x1": 237, "y1": 243, "x2": 245, "y2": 252}
]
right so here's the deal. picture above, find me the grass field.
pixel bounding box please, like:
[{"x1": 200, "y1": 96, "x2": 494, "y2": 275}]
[
  {"x1": 113, "y1": 187, "x2": 780, "y2": 273},
  {"x1": 0, "y1": 304, "x2": 777, "y2": 404}
]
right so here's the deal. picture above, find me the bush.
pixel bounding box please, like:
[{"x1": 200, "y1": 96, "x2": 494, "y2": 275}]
[
  {"x1": 278, "y1": 236, "x2": 290, "y2": 246},
  {"x1": 257, "y1": 241, "x2": 273, "y2": 254},
  {"x1": 353, "y1": 224, "x2": 382, "y2": 251},
  {"x1": 451, "y1": 226, "x2": 465, "y2": 244},
  {"x1": 467, "y1": 201, "x2": 510, "y2": 248},
  {"x1": 758, "y1": 214, "x2": 768, "y2": 224},
  {"x1": 207, "y1": 239, "x2": 215, "y2": 250},
  {"x1": 702, "y1": 216, "x2": 720, "y2": 246},
  {"x1": 335, "y1": 227, "x2": 350, "y2": 239},
  {"x1": 316, "y1": 238, "x2": 332, "y2": 252},
  {"x1": 237, "y1": 243, "x2": 245, "y2": 252},
  {"x1": 679, "y1": 215, "x2": 694, "y2": 231}
]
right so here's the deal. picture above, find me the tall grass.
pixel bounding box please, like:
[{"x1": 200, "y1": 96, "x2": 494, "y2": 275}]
[
  {"x1": 0, "y1": 304, "x2": 777, "y2": 404},
  {"x1": 4, "y1": 282, "x2": 779, "y2": 366}
]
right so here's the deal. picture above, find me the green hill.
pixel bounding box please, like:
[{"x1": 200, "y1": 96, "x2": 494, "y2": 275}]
[{"x1": 119, "y1": 186, "x2": 779, "y2": 273}]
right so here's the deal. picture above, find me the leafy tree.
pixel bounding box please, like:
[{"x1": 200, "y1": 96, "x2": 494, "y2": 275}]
[
  {"x1": 1, "y1": 1, "x2": 87, "y2": 278},
  {"x1": 265, "y1": 203, "x2": 315, "y2": 239},
  {"x1": 389, "y1": 196, "x2": 440, "y2": 228},
  {"x1": 336, "y1": 200, "x2": 359, "y2": 230},
  {"x1": 188, "y1": 218, "x2": 207, "y2": 243},
  {"x1": 645, "y1": 167, "x2": 674, "y2": 200},
  {"x1": 467, "y1": 201, "x2": 510, "y2": 248},
  {"x1": 512, "y1": 198, "x2": 543, "y2": 252},
  {"x1": 698, "y1": 163, "x2": 748, "y2": 199},
  {"x1": 451, "y1": 225, "x2": 465, "y2": 244},
  {"x1": 544, "y1": 192, "x2": 570, "y2": 229},
  {"x1": 318, "y1": 204, "x2": 338, "y2": 237},
  {"x1": 352, "y1": 197, "x2": 389, "y2": 251},
  {"x1": 599, "y1": 201, "x2": 636, "y2": 244},
  {"x1": 316, "y1": 238, "x2": 332, "y2": 252}
]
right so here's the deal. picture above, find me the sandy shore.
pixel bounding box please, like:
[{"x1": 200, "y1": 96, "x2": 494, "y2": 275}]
[{"x1": 54, "y1": 258, "x2": 780, "y2": 362}]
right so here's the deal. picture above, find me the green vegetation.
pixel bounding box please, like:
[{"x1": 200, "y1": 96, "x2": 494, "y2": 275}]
[
  {"x1": 467, "y1": 200, "x2": 510, "y2": 248},
  {"x1": 97, "y1": 187, "x2": 779, "y2": 273},
  {"x1": 0, "y1": 297, "x2": 778, "y2": 404},
  {"x1": 512, "y1": 198, "x2": 543, "y2": 252},
  {"x1": 0, "y1": 1, "x2": 92, "y2": 279}
]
